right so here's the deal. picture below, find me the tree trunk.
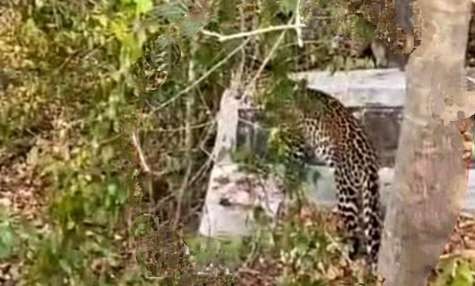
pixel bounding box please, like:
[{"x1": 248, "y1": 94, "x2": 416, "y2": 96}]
[{"x1": 377, "y1": 0, "x2": 472, "y2": 285}]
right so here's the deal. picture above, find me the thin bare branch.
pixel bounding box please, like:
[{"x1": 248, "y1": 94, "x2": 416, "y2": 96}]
[
  {"x1": 174, "y1": 35, "x2": 199, "y2": 229},
  {"x1": 245, "y1": 17, "x2": 295, "y2": 95},
  {"x1": 201, "y1": 23, "x2": 305, "y2": 42},
  {"x1": 467, "y1": 75, "x2": 475, "y2": 84},
  {"x1": 151, "y1": 120, "x2": 214, "y2": 133},
  {"x1": 131, "y1": 132, "x2": 175, "y2": 177},
  {"x1": 148, "y1": 38, "x2": 251, "y2": 114},
  {"x1": 295, "y1": 0, "x2": 304, "y2": 48},
  {"x1": 131, "y1": 132, "x2": 152, "y2": 174}
]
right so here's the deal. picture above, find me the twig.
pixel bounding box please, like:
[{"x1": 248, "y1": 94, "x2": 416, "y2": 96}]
[
  {"x1": 173, "y1": 35, "x2": 199, "y2": 229},
  {"x1": 151, "y1": 120, "x2": 214, "y2": 133},
  {"x1": 245, "y1": 17, "x2": 294, "y2": 95},
  {"x1": 237, "y1": 267, "x2": 261, "y2": 275},
  {"x1": 467, "y1": 76, "x2": 475, "y2": 84},
  {"x1": 131, "y1": 132, "x2": 175, "y2": 177},
  {"x1": 131, "y1": 132, "x2": 152, "y2": 174},
  {"x1": 131, "y1": 132, "x2": 164, "y2": 231},
  {"x1": 188, "y1": 121, "x2": 218, "y2": 186},
  {"x1": 201, "y1": 23, "x2": 306, "y2": 42},
  {"x1": 148, "y1": 38, "x2": 251, "y2": 114},
  {"x1": 295, "y1": 0, "x2": 303, "y2": 48},
  {"x1": 236, "y1": 0, "x2": 247, "y2": 82}
]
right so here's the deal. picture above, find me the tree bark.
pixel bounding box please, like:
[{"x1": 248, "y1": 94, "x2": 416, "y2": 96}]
[{"x1": 377, "y1": 0, "x2": 472, "y2": 285}]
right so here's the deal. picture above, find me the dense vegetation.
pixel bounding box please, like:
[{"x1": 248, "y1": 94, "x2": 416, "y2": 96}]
[{"x1": 0, "y1": 0, "x2": 474, "y2": 285}]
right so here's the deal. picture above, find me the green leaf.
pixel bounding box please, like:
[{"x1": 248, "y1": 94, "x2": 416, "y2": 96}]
[
  {"x1": 155, "y1": 2, "x2": 187, "y2": 23},
  {"x1": 278, "y1": 0, "x2": 297, "y2": 15},
  {"x1": 0, "y1": 220, "x2": 16, "y2": 259},
  {"x1": 350, "y1": 15, "x2": 376, "y2": 43},
  {"x1": 452, "y1": 260, "x2": 474, "y2": 286},
  {"x1": 110, "y1": 19, "x2": 129, "y2": 44},
  {"x1": 107, "y1": 183, "x2": 118, "y2": 197},
  {"x1": 92, "y1": 15, "x2": 109, "y2": 27},
  {"x1": 101, "y1": 145, "x2": 115, "y2": 162},
  {"x1": 180, "y1": 18, "x2": 206, "y2": 38},
  {"x1": 58, "y1": 258, "x2": 73, "y2": 275},
  {"x1": 134, "y1": 0, "x2": 153, "y2": 15}
]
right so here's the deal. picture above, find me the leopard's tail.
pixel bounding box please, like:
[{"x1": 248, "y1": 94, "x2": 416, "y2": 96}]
[{"x1": 362, "y1": 168, "x2": 383, "y2": 270}]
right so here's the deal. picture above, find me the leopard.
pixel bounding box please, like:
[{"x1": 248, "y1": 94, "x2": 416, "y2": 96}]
[
  {"x1": 227, "y1": 0, "x2": 385, "y2": 269},
  {"x1": 269, "y1": 86, "x2": 384, "y2": 270}
]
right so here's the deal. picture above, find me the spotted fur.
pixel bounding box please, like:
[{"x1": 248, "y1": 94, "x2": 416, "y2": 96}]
[{"x1": 280, "y1": 88, "x2": 383, "y2": 269}]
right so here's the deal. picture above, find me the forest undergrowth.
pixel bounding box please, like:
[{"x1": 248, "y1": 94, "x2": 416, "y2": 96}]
[{"x1": 0, "y1": 1, "x2": 474, "y2": 285}]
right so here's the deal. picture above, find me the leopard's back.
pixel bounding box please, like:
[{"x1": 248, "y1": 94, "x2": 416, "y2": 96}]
[{"x1": 294, "y1": 89, "x2": 383, "y2": 268}]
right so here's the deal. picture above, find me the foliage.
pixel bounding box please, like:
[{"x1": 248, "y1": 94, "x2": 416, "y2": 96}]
[
  {"x1": 273, "y1": 207, "x2": 379, "y2": 285},
  {"x1": 187, "y1": 205, "x2": 380, "y2": 285},
  {"x1": 186, "y1": 235, "x2": 248, "y2": 270},
  {"x1": 0, "y1": 0, "x2": 224, "y2": 284},
  {"x1": 0, "y1": 0, "x2": 449, "y2": 285},
  {"x1": 433, "y1": 258, "x2": 475, "y2": 286}
]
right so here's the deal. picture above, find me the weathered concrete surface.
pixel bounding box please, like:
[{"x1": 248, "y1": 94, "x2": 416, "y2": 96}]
[
  {"x1": 291, "y1": 68, "x2": 406, "y2": 107},
  {"x1": 350, "y1": 107, "x2": 403, "y2": 167},
  {"x1": 291, "y1": 67, "x2": 475, "y2": 106},
  {"x1": 198, "y1": 163, "x2": 285, "y2": 237}
]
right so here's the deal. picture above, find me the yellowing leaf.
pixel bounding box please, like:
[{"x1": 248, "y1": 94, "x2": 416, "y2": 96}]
[
  {"x1": 452, "y1": 260, "x2": 474, "y2": 286},
  {"x1": 134, "y1": 0, "x2": 153, "y2": 15}
]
